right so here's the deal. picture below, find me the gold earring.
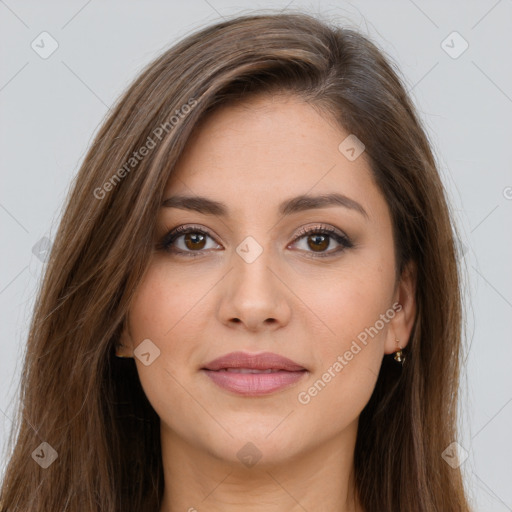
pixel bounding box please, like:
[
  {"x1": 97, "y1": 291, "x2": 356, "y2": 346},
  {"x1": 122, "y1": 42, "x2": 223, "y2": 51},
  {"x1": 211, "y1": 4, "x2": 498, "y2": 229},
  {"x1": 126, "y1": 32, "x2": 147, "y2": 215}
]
[{"x1": 394, "y1": 339, "x2": 405, "y2": 365}]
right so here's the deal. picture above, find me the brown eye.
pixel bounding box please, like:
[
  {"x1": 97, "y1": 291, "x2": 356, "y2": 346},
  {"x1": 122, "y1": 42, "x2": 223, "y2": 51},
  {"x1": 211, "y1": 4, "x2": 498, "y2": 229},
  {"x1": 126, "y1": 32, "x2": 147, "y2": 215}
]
[
  {"x1": 306, "y1": 233, "x2": 330, "y2": 252},
  {"x1": 291, "y1": 225, "x2": 353, "y2": 258},
  {"x1": 157, "y1": 225, "x2": 221, "y2": 256},
  {"x1": 183, "y1": 232, "x2": 207, "y2": 250}
]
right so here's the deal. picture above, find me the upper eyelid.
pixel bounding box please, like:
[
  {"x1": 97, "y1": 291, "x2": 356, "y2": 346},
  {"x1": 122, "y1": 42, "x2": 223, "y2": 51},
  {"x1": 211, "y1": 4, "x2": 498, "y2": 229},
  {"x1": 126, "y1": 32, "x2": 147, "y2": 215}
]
[
  {"x1": 164, "y1": 223, "x2": 345, "y2": 238},
  {"x1": 160, "y1": 223, "x2": 350, "y2": 249}
]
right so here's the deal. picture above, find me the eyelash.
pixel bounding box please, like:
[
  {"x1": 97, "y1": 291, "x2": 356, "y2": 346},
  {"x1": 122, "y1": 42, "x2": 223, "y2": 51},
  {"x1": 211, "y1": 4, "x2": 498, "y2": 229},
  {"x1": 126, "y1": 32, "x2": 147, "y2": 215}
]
[{"x1": 156, "y1": 223, "x2": 354, "y2": 259}]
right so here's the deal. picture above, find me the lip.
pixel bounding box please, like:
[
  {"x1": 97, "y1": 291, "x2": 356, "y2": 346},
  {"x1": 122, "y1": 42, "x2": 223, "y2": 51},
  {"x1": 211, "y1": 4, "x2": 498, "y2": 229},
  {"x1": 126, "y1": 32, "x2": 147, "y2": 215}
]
[{"x1": 201, "y1": 351, "x2": 308, "y2": 396}]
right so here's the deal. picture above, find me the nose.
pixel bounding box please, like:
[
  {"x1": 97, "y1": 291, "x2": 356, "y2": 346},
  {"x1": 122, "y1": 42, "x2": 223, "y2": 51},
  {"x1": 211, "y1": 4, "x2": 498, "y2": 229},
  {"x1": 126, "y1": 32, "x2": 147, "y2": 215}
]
[{"x1": 217, "y1": 243, "x2": 292, "y2": 333}]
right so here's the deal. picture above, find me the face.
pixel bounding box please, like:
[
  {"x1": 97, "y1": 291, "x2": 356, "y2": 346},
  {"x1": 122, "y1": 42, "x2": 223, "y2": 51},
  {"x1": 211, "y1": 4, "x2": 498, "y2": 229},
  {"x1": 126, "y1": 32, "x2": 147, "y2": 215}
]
[{"x1": 121, "y1": 93, "x2": 415, "y2": 468}]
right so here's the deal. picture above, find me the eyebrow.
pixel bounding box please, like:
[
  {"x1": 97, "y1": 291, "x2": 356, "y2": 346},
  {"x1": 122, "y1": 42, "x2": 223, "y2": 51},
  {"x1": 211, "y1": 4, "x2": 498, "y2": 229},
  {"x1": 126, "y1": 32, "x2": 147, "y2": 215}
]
[{"x1": 161, "y1": 192, "x2": 368, "y2": 220}]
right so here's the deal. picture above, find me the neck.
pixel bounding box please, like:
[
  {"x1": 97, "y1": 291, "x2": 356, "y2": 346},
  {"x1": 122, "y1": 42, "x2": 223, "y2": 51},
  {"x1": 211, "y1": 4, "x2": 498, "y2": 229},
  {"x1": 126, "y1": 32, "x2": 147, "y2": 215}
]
[{"x1": 158, "y1": 420, "x2": 363, "y2": 512}]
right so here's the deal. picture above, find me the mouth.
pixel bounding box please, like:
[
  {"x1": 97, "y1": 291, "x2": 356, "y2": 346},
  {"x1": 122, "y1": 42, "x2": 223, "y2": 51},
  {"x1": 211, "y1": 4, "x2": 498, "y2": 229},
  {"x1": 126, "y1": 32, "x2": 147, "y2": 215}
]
[{"x1": 201, "y1": 351, "x2": 308, "y2": 396}]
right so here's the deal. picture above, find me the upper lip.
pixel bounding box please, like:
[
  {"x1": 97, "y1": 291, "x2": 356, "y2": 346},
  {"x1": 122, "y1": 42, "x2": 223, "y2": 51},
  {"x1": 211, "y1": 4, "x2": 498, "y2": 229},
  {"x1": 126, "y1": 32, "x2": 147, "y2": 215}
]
[{"x1": 202, "y1": 351, "x2": 306, "y2": 371}]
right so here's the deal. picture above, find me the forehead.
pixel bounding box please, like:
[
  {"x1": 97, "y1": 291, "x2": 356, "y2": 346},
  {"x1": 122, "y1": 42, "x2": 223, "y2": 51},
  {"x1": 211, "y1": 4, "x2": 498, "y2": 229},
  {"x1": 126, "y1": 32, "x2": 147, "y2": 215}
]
[{"x1": 163, "y1": 94, "x2": 383, "y2": 221}]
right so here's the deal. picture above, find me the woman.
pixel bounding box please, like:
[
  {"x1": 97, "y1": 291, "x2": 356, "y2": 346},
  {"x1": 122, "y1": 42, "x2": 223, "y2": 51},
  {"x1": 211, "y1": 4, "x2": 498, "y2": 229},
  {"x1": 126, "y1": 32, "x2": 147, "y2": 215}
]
[{"x1": 0, "y1": 11, "x2": 472, "y2": 512}]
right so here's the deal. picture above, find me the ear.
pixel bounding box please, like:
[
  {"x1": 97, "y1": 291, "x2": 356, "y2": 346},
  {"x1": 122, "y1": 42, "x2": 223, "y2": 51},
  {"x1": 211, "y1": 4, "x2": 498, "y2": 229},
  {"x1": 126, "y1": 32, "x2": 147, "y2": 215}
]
[
  {"x1": 116, "y1": 316, "x2": 135, "y2": 357},
  {"x1": 384, "y1": 260, "x2": 417, "y2": 355}
]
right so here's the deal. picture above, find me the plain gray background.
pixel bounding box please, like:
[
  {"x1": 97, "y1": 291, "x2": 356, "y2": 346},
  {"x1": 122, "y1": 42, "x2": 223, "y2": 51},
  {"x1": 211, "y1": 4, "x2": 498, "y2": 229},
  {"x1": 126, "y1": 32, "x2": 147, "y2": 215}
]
[{"x1": 1, "y1": 1, "x2": 511, "y2": 510}]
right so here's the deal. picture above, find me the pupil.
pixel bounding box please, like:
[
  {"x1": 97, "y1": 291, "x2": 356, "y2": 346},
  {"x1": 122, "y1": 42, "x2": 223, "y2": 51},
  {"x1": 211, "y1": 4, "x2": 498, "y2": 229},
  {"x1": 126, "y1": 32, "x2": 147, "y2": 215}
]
[
  {"x1": 185, "y1": 233, "x2": 206, "y2": 250},
  {"x1": 309, "y1": 234, "x2": 328, "y2": 251}
]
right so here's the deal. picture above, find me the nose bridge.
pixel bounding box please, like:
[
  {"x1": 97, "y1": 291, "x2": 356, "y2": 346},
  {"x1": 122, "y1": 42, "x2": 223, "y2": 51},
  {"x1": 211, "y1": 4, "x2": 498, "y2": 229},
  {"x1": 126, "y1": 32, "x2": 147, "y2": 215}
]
[
  {"x1": 217, "y1": 233, "x2": 291, "y2": 330},
  {"x1": 235, "y1": 235, "x2": 274, "y2": 288},
  {"x1": 232, "y1": 233, "x2": 278, "y2": 303}
]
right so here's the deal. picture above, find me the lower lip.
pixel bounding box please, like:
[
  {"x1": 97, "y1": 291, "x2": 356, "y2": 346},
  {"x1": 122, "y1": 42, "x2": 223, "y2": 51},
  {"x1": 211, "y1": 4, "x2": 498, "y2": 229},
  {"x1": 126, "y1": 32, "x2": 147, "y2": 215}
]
[{"x1": 202, "y1": 369, "x2": 307, "y2": 396}]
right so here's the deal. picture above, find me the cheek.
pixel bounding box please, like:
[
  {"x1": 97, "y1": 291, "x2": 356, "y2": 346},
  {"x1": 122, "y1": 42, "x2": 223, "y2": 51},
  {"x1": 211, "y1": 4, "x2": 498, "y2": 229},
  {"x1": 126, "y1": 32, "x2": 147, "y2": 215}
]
[
  {"x1": 294, "y1": 255, "x2": 395, "y2": 354},
  {"x1": 126, "y1": 261, "x2": 202, "y2": 380},
  {"x1": 294, "y1": 284, "x2": 389, "y2": 427},
  {"x1": 126, "y1": 262, "x2": 214, "y2": 433},
  {"x1": 292, "y1": 256, "x2": 394, "y2": 414},
  {"x1": 129, "y1": 259, "x2": 210, "y2": 343}
]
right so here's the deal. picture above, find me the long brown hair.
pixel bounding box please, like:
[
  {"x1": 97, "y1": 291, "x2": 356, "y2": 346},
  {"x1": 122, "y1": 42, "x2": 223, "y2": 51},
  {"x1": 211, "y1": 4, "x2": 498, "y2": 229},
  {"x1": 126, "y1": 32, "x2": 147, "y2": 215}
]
[{"x1": 0, "y1": 11, "x2": 471, "y2": 511}]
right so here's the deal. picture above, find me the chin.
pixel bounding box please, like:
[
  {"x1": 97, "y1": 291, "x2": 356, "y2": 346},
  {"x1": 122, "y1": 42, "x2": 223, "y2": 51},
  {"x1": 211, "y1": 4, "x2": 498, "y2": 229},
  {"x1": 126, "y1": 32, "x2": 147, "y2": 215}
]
[{"x1": 184, "y1": 418, "x2": 305, "y2": 469}]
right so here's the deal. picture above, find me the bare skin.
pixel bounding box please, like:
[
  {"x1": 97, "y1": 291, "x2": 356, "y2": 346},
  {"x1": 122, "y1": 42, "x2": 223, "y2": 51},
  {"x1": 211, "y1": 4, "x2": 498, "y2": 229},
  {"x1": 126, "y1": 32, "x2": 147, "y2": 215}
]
[{"x1": 119, "y1": 93, "x2": 416, "y2": 512}]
